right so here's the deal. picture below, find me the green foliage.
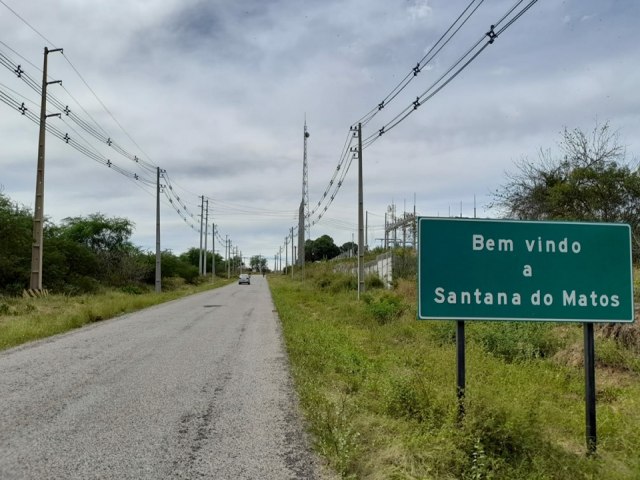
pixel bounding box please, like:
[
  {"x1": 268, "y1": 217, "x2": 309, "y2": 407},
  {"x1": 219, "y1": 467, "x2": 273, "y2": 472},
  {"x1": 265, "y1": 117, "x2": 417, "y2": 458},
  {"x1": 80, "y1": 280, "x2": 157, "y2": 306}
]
[
  {"x1": 364, "y1": 274, "x2": 385, "y2": 289},
  {"x1": 249, "y1": 255, "x2": 268, "y2": 272},
  {"x1": 59, "y1": 213, "x2": 134, "y2": 253},
  {"x1": 314, "y1": 271, "x2": 357, "y2": 293},
  {"x1": 468, "y1": 322, "x2": 562, "y2": 362},
  {"x1": 0, "y1": 193, "x2": 32, "y2": 291},
  {"x1": 304, "y1": 392, "x2": 361, "y2": 477},
  {"x1": 270, "y1": 269, "x2": 639, "y2": 479},
  {"x1": 0, "y1": 281, "x2": 230, "y2": 351},
  {"x1": 305, "y1": 234, "x2": 341, "y2": 262},
  {"x1": 362, "y1": 291, "x2": 405, "y2": 324},
  {"x1": 492, "y1": 122, "x2": 640, "y2": 257},
  {"x1": 0, "y1": 192, "x2": 204, "y2": 294},
  {"x1": 385, "y1": 374, "x2": 448, "y2": 426},
  {"x1": 340, "y1": 241, "x2": 357, "y2": 255}
]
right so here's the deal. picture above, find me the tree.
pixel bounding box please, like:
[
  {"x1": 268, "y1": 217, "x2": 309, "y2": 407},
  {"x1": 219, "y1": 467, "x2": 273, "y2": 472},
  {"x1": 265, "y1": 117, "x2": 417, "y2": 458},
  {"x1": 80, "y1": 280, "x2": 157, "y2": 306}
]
[
  {"x1": 57, "y1": 213, "x2": 145, "y2": 286},
  {"x1": 492, "y1": 122, "x2": 640, "y2": 255},
  {"x1": 305, "y1": 235, "x2": 341, "y2": 262},
  {"x1": 340, "y1": 241, "x2": 357, "y2": 256},
  {"x1": 59, "y1": 213, "x2": 134, "y2": 253},
  {"x1": 0, "y1": 192, "x2": 32, "y2": 293},
  {"x1": 250, "y1": 255, "x2": 268, "y2": 272}
]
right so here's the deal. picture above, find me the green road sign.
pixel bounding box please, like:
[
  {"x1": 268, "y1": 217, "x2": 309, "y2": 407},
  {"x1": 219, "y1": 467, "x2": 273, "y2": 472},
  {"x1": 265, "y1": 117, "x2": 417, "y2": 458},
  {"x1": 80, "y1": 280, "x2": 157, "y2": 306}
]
[{"x1": 418, "y1": 218, "x2": 634, "y2": 322}]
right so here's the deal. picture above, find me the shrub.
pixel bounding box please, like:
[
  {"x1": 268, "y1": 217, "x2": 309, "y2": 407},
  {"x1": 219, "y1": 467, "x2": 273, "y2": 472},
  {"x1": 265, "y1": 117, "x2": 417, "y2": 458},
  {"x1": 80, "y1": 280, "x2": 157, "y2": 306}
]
[
  {"x1": 469, "y1": 322, "x2": 561, "y2": 362},
  {"x1": 385, "y1": 375, "x2": 448, "y2": 426},
  {"x1": 120, "y1": 284, "x2": 148, "y2": 295},
  {"x1": 363, "y1": 291, "x2": 405, "y2": 324},
  {"x1": 365, "y1": 274, "x2": 385, "y2": 289}
]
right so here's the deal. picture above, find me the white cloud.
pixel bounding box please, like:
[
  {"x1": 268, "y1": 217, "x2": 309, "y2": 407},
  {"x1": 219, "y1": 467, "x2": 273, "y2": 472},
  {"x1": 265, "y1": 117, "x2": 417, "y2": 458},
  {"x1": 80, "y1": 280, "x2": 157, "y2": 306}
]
[{"x1": 0, "y1": 0, "x2": 639, "y2": 270}]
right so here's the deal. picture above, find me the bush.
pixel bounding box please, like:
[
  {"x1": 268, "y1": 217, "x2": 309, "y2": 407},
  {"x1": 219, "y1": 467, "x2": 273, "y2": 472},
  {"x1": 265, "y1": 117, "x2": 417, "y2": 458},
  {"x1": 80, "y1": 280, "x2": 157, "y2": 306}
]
[
  {"x1": 469, "y1": 322, "x2": 561, "y2": 362},
  {"x1": 385, "y1": 374, "x2": 448, "y2": 426},
  {"x1": 363, "y1": 291, "x2": 405, "y2": 324},
  {"x1": 120, "y1": 284, "x2": 148, "y2": 295},
  {"x1": 313, "y1": 272, "x2": 357, "y2": 293},
  {"x1": 365, "y1": 274, "x2": 385, "y2": 289}
]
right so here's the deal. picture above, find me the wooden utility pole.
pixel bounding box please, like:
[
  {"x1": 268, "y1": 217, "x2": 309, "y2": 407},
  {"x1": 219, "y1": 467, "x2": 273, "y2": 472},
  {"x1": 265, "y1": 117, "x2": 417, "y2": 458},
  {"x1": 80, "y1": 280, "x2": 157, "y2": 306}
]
[{"x1": 30, "y1": 47, "x2": 62, "y2": 291}]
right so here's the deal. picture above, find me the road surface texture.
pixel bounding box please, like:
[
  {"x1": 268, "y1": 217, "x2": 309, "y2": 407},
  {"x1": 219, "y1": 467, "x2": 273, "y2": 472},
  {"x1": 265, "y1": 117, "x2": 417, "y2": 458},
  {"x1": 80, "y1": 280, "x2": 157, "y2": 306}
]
[{"x1": 0, "y1": 276, "x2": 323, "y2": 479}]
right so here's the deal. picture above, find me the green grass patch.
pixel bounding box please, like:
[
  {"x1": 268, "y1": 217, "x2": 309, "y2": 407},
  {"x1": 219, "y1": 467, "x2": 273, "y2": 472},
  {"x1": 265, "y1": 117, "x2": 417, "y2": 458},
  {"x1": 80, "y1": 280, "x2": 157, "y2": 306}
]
[
  {"x1": 0, "y1": 277, "x2": 233, "y2": 351},
  {"x1": 269, "y1": 269, "x2": 640, "y2": 479}
]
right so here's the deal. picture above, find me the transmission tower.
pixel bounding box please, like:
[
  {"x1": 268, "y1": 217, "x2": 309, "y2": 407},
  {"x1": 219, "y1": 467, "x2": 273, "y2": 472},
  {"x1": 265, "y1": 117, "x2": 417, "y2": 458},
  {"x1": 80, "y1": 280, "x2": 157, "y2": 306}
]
[
  {"x1": 298, "y1": 118, "x2": 310, "y2": 265},
  {"x1": 303, "y1": 118, "x2": 310, "y2": 236}
]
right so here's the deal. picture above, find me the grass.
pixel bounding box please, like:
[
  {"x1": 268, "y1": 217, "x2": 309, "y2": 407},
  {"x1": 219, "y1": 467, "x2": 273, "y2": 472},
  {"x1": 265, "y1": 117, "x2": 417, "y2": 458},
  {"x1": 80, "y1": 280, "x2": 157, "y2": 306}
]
[
  {"x1": 269, "y1": 265, "x2": 640, "y2": 479},
  {"x1": 0, "y1": 277, "x2": 233, "y2": 351}
]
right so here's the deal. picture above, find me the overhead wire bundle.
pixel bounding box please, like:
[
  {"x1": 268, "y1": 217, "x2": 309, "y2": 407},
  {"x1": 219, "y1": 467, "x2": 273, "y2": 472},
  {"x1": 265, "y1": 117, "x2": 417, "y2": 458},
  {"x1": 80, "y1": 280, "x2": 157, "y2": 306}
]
[{"x1": 303, "y1": 0, "x2": 539, "y2": 235}]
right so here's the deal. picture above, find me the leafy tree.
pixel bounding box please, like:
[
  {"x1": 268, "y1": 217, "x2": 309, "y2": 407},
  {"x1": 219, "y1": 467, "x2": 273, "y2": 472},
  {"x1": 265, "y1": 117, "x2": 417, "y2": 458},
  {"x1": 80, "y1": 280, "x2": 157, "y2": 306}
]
[
  {"x1": 250, "y1": 255, "x2": 268, "y2": 272},
  {"x1": 492, "y1": 122, "x2": 640, "y2": 255},
  {"x1": 305, "y1": 235, "x2": 341, "y2": 262},
  {"x1": 59, "y1": 213, "x2": 134, "y2": 253},
  {"x1": 340, "y1": 241, "x2": 357, "y2": 255},
  {"x1": 57, "y1": 213, "x2": 146, "y2": 286},
  {"x1": 179, "y1": 248, "x2": 225, "y2": 276},
  {"x1": 0, "y1": 192, "x2": 32, "y2": 293}
]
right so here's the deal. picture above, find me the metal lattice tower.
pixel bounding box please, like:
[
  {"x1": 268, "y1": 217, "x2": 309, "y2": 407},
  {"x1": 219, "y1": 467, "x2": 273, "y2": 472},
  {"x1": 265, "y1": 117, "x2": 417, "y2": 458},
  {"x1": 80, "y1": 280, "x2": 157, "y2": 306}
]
[
  {"x1": 303, "y1": 119, "x2": 310, "y2": 237},
  {"x1": 297, "y1": 118, "x2": 310, "y2": 266}
]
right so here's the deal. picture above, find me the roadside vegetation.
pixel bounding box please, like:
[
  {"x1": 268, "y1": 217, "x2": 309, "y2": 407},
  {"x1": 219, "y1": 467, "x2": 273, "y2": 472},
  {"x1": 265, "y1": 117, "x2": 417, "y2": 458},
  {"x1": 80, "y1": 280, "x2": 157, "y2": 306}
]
[
  {"x1": 270, "y1": 264, "x2": 640, "y2": 479},
  {"x1": 0, "y1": 279, "x2": 233, "y2": 352},
  {"x1": 271, "y1": 122, "x2": 640, "y2": 478},
  {"x1": 0, "y1": 191, "x2": 239, "y2": 351}
]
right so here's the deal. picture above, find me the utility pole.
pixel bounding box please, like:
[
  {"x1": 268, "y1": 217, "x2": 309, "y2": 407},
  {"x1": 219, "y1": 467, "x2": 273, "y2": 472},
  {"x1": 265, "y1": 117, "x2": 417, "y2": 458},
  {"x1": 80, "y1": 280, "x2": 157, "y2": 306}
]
[
  {"x1": 226, "y1": 236, "x2": 230, "y2": 279},
  {"x1": 285, "y1": 236, "x2": 289, "y2": 272},
  {"x1": 211, "y1": 223, "x2": 215, "y2": 280},
  {"x1": 290, "y1": 227, "x2": 295, "y2": 279},
  {"x1": 29, "y1": 46, "x2": 63, "y2": 291},
  {"x1": 365, "y1": 211, "x2": 369, "y2": 252},
  {"x1": 355, "y1": 123, "x2": 365, "y2": 298},
  {"x1": 203, "y1": 199, "x2": 209, "y2": 276},
  {"x1": 155, "y1": 167, "x2": 165, "y2": 293},
  {"x1": 199, "y1": 196, "x2": 204, "y2": 275}
]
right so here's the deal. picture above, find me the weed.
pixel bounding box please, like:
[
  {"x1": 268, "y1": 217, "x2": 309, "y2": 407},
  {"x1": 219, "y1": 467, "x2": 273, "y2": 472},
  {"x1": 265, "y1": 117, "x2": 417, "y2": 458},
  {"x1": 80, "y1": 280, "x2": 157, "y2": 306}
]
[
  {"x1": 269, "y1": 269, "x2": 640, "y2": 480},
  {"x1": 469, "y1": 322, "x2": 561, "y2": 362},
  {"x1": 363, "y1": 291, "x2": 405, "y2": 325},
  {"x1": 120, "y1": 284, "x2": 148, "y2": 295}
]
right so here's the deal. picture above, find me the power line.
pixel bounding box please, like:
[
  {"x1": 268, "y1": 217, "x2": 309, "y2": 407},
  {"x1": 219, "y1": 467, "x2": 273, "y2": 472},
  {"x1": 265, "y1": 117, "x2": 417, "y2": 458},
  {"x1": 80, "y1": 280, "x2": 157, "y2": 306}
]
[
  {"x1": 355, "y1": 0, "x2": 486, "y2": 128},
  {"x1": 360, "y1": 0, "x2": 539, "y2": 149}
]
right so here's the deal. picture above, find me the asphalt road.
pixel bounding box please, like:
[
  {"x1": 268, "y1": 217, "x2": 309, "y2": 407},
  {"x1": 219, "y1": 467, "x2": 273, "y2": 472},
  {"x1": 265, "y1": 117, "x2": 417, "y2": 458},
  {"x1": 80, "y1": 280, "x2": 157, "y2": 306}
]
[{"x1": 0, "y1": 275, "x2": 321, "y2": 479}]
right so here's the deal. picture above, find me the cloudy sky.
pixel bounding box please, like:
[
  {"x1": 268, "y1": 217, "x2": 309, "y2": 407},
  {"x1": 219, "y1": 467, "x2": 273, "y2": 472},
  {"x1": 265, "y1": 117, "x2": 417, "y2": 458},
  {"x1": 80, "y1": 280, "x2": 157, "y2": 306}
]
[{"x1": 1, "y1": 0, "x2": 639, "y2": 270}]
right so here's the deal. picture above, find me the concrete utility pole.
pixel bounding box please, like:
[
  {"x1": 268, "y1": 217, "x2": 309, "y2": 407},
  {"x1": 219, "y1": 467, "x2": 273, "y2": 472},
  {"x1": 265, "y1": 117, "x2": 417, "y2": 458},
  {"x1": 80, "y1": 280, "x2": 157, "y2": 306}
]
[
  {"x1": 365, "y1": 211, "x2": 369, "y2": 252},
  {"x1": 203, "y1": 199, "x2": 209, "y2": 276},
  {"x1": 356, "y1": 123, "x2": 365, "y2": 298},
  {"x1": 284, "y1": 236, "x2": 289, "y2": 271},
  {"x1": 226, "y1": 236, "x2": 230, "y2": 279},
  {"x1": 155, "y1": 167, "x2": 165, "y2": 293},
  {"x1": 199, "y1": 196, "x2": 204, "y2": 274},
  {"x1": 29, "y1": 46, "x2": 63, "y2": 291},
  {"x1": 290, "y1": 227, "x2": 294, "y2": 279},
  {"x1": 211, "y1": 223, "x2": 215, "y2": 280}
]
